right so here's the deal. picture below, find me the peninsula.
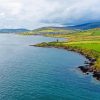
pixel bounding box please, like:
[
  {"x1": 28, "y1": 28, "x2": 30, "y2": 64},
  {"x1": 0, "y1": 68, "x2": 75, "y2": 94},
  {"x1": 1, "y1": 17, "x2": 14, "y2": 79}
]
[{"x1": 22, "y1": 23, "x2": 100, "y2": 80}]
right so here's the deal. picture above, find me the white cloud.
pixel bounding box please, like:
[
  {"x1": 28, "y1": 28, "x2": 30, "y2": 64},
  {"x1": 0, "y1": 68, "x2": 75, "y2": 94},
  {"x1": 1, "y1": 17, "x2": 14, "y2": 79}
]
[
  {"x1": 0, "y1": 0, "x2": 100, "y2": 29},
  {"x1": 0, "y1": 0, "x2": 22, "y2": 16}
]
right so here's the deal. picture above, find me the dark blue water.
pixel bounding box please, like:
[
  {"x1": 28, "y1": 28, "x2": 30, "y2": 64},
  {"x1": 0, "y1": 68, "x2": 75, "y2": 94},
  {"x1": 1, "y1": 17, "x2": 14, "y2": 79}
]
[{"x1": 0, "y1": 34, "x2": 100, "y2": 100}]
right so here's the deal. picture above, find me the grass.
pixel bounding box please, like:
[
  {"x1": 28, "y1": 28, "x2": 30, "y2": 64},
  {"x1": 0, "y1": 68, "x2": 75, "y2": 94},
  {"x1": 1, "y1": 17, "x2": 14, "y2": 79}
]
[{"x1": 67, "y1": 42, "x2": 100, "y2": 52}]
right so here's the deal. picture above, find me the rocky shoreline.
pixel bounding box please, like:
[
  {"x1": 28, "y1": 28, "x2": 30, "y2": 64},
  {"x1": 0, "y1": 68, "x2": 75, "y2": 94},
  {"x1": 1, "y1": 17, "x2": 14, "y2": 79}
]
[
  {"x1": 32, "y1": 42, "x2": 100, "y2": 80},
  {"x1": 78, "y1": 59, "x2": 100, "y2": 80},
  {"x1": 59, "y1": 46, "x2": 100, "y2": 80}
]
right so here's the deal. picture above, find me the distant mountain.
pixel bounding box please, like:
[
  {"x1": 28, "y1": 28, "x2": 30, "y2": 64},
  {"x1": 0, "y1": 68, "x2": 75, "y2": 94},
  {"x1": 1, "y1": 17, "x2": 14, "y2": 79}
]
[
  {"x1": 0, "y1": 29, "x2": 30, "y2": 33},
  {"x1": 68, "y1": 22, "x2": 100, "y2": 30},
  {"x1": 22, "y1": 27, "x2": 77, "y2": 35},
  {"x1": 32, "y1": 27, "x2": 77, "y2": 34},
  {"x1": 34, "y1": 22, "x2": 100, "y2": 34}
]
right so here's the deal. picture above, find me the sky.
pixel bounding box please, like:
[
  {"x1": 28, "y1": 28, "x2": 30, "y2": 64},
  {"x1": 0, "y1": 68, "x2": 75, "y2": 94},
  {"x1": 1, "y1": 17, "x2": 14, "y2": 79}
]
[{"x1": 0, "y1": 0, "x2": 100, "y2": 29}]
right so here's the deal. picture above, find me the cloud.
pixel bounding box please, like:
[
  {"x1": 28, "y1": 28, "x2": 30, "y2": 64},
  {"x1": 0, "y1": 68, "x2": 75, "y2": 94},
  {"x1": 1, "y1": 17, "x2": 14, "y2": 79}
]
[
  {"x1": 41, "y1": 0, "x2": 100, "y2": 25},
  {"x1": 0, "y1": 0, "x2": 100, "y2": 29}
]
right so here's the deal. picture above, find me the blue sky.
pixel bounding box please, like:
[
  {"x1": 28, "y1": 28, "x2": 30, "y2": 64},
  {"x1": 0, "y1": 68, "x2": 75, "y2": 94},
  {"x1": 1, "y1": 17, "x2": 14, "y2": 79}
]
[{"x1": 0, "y1": 0, "x2": 100, "y2": 29}]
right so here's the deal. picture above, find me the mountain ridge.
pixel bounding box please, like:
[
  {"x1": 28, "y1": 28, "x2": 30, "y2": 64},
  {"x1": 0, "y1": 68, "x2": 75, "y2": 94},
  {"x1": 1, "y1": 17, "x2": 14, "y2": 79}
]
[{"x1": 67, "y1": 22, "x2": 100, "y2": 30}]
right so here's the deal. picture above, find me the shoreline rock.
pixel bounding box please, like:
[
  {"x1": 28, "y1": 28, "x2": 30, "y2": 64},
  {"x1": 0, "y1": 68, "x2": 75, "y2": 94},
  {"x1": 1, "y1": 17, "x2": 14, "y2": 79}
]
[
  {"x1": 93, "y1": 71, "x2": 100, "y2": 80},
  {"x1": 33, "y1": 43, "x2": 100, "y2": 80}
]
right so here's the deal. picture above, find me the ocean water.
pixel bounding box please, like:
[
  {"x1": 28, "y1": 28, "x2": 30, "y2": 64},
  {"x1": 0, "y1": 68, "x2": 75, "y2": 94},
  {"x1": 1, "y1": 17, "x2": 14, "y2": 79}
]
[{"x1": 0, "y1": 34, "x2": 100, "y2": 100}]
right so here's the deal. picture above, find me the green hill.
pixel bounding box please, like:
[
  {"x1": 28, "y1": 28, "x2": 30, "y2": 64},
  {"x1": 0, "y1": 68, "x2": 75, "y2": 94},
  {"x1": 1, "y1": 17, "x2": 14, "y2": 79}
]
[{"x1": 22, "y1": 27, "x2": 77, "y2": 35}]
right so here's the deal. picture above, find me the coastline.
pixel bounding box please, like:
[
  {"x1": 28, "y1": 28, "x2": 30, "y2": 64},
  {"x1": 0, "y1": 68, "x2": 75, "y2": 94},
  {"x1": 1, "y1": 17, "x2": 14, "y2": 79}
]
[{"x1": 32, "y1": 41, "x2": 100, "y2": 80}]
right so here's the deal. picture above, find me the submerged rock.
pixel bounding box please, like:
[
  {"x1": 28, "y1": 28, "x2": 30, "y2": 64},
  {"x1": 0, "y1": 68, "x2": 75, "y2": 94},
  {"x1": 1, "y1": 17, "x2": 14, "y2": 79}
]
[
  {"x1": 78, "y1": 66, "x2": 90, "y2": 73},
  {"x1": 84, "y1": 61, "x2": 90, "y2": 64},
  {"x1": 90, "y1": 58, "x2": 96, "y2": 62}
]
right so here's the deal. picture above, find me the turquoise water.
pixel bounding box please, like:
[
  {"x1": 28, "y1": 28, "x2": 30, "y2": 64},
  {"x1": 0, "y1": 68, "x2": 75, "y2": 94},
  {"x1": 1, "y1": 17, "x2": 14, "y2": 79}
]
[{"x1": 0, "y1": 34, "x2": 100, "y2": 100}]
